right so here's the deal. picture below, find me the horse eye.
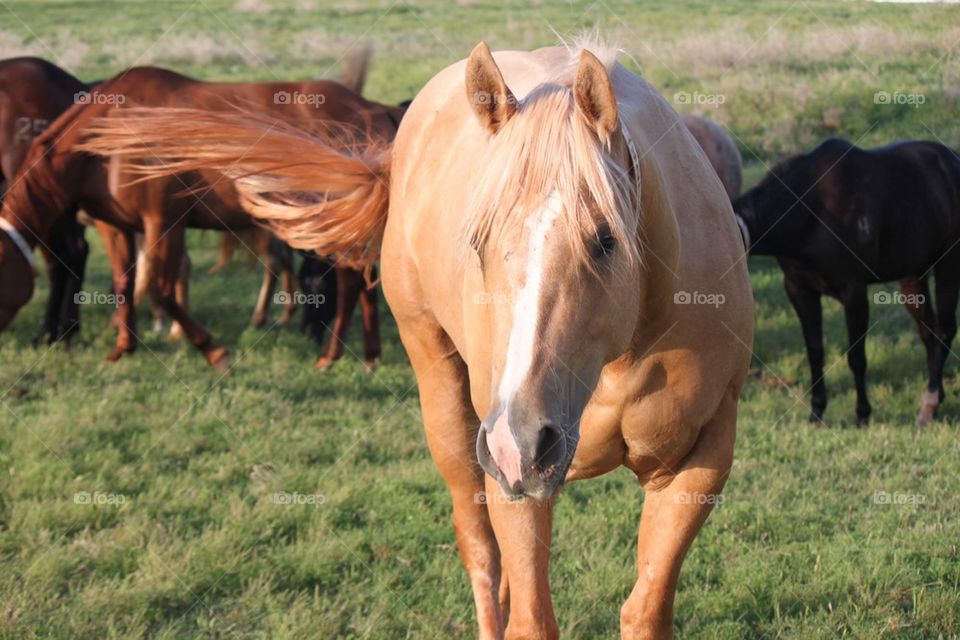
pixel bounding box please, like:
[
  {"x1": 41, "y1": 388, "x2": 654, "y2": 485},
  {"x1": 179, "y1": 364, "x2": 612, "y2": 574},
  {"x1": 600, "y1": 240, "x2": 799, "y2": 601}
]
[{"x1": 590, "y1": 232, "x2": 617, "y2": 260}]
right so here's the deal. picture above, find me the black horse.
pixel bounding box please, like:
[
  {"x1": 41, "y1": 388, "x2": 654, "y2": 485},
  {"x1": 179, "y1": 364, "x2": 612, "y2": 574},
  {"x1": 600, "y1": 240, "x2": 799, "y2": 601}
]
[{"x1": 735, "y1": 138, "x2": 960, "y2": 425}]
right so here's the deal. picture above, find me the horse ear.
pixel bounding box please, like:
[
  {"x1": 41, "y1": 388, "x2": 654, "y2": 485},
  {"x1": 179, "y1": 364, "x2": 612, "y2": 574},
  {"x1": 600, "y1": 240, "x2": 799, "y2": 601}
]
[
  {"x1": 573, "y1": 49, "x2": 618, "y2": 139},
  {"x1": 465, "y1": 41, "x2": 517, "y2": 134}
]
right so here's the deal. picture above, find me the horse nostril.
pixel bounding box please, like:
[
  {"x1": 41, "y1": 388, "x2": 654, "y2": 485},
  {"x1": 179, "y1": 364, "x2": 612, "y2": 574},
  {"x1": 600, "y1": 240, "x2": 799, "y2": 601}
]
[{"x1": 534, "y1": 425, "x2": 565, "y2": 478}]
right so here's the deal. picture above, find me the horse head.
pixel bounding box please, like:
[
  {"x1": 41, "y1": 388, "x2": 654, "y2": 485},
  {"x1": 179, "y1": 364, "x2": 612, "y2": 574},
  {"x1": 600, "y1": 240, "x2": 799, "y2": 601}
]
[{"x1": 463, "y1": 43, "x2": 642, "y2": 499}]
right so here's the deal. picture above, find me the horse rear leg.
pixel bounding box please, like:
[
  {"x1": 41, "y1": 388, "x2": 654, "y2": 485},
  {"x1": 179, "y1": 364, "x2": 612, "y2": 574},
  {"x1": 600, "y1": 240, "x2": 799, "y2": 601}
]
[
  {"x1": 275, "y1": 241, "x2": 296, "y2": 326},
  {"x1": 401, "y1": 318, "x2": 506, "y2": 640},
  {"x1": 358, "y1": 269, "x2": 381, "y2": 373},
  {"x1": 249, "y1": 235, "x2": 286, "y2": 329},
  {"x1": 166, "y1": 250, "x2": 190, "y2": 342},
  {"x1": 899, "y1": 277, "x2": 940, "y2": 423},
  {"x1": 134, "y1": 234, "x2": 165, "y2": 333},
  {"x1": 621, "y1": 388, "x2": 737, "y2": 639},
  {"x1": 250, "y1": 262, "x2": 276, "y2": 328},
  {"x1": 315, "y1": 267, "x2": 362, "y2": 370},
  {"x1": 144, "y1": 221, "x2": 228, "y2": 370},
  {"x1": 93, "y1": 220, "x2": 138, "y2": 361},
  {"x1": 923, "y1": 266, "x2": 960, "y2": 424}
]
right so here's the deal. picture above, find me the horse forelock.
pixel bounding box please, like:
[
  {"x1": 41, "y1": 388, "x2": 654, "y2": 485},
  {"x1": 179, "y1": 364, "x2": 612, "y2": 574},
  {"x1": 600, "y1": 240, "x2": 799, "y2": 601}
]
[{"x1": 462, "y1": 81, "x2": 641, "y2": 275}]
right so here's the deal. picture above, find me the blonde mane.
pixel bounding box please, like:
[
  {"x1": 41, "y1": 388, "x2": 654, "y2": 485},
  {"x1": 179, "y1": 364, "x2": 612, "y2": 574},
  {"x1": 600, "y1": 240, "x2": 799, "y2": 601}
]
[{"x1": 463, "y1": 46, "x2": 640, "y2": 272}]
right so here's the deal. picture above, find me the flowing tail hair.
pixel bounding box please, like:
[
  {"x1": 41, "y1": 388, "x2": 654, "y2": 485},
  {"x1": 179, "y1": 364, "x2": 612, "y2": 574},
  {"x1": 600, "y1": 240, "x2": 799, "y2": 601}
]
[{"x1": 77, "y1": 107, "x2": 391, "y2": 268}]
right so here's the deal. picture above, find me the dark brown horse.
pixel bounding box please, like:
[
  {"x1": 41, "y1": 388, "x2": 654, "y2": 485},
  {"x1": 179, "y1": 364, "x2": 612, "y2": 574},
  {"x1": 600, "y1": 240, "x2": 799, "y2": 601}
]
[
  {"x1": 0, "y1": 57, "x2": 91, "y2": 344},
  {"x1": 297, "y1": 253, "x2": 381, "y2": 371},
  {"x1": 735, "y1": 138, "x2": 960, "y2": 425},
  {"x1": 212, "y1": 230, "x2": 381, "y2": 371},
  {"x1": 0, "y1": 65, "x2": 402, "y2": 368}
]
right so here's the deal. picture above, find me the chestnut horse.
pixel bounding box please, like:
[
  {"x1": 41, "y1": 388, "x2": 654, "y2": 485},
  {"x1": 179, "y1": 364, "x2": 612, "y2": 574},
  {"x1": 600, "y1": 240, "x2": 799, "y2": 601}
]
[
  {"x1": 0, "y1": 65, "x2": 402, "y2": 368},
  {"x1": 0, "y1": 57, "x2": 91, "y2": 343},
  {"x1": 682, "y1": 114, "x2": 742, "y2": 202},
  {"x1": 79, "y1": 42, "x2": 752, "y2": 637}
]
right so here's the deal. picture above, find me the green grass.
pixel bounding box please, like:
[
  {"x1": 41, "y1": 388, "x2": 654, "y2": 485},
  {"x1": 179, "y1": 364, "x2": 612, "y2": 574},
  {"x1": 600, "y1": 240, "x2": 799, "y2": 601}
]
[{"x1": 1, "y1": 1, "x2": 960, "y2": 638}]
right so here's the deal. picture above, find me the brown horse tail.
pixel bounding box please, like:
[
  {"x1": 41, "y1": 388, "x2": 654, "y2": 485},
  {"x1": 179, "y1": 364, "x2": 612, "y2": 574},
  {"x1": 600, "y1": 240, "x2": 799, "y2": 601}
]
[
  {"x1": 338, "y1": 45, "x2": 372, "y2": 94},
  {"x1": 77, "y1": 107, "x2": 390, "y2": 267}
]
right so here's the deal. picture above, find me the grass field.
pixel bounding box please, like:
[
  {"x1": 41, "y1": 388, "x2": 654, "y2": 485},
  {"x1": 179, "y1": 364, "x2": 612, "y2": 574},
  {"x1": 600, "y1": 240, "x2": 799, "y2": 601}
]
[{"x1": 1, "y1": 1, "x2": 959, "y2": 638}]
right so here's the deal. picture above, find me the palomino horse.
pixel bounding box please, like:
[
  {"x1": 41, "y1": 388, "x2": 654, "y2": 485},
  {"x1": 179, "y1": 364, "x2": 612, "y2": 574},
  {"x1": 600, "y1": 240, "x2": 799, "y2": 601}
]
[
  {"x1": 0, "y1": 65, "x2": 403, "y2": 368},
  {"x1": 79, "y1": 42, "x2": 752, "y2": 637},
  {"x1": 0, "y1": 56, "x2": 90, "y2": 343},
  {"x1": 681, "y1": 114, "x2": 742, "y2": 201},
  {"x1": 735, "y1": 138, "x2": 960, "y2": 425}
]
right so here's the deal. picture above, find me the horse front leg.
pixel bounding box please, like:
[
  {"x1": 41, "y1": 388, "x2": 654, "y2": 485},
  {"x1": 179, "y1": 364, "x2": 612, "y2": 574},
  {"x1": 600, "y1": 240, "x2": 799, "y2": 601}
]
[
  {"x1": 842, "y1": 284, "x2": 871, "y2": 426},
  {"x1": 143, "y1": 220, "x2": 228, "y2": 370},
  {"x1": 400, "y1": 319, "x2": 505, "y2": 640},
  {"x1": 621, "y1": 389, "x2": 737, "y2": 639},
  {"x1": 93, "y1": 220, "x2": 138, "y2": 361},
  {"x1": 35, "y1": 210, "x2": 88, "y2": 346},
  {"x1": 486, "y1": 475, "x2": 557, "y2": 640},
  {"x1": 784, "y1": 277, "x2": 827, "y2": 422},
  {"x1": 57, "y1": 217, "x2": 89, "y2": 347},
  {"x1": 36, "y1": 250, "x2": 67, "y2": 346}
]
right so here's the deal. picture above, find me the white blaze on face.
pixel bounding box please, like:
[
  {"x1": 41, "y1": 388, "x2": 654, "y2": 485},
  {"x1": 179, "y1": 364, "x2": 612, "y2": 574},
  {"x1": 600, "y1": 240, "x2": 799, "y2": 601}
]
[{"x1": 486, "y1": 190, "x2": 563, "y2": 487}]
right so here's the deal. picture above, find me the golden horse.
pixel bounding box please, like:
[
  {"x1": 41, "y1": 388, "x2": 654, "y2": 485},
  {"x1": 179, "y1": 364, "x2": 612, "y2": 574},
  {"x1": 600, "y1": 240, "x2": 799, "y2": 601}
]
[{"x1": 81, "y1": 41, "x2": 753, "y2": 639}]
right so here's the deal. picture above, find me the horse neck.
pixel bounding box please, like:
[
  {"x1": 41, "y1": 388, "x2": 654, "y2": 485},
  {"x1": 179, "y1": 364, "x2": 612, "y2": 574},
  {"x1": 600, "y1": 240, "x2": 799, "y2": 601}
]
[{"x1": 1, "y1": 150, "x2": 78, "y2": 247}]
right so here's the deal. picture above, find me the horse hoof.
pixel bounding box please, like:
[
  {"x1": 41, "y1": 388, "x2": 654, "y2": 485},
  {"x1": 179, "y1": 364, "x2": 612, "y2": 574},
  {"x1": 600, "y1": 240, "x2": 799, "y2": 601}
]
[
  {"x1": 166, "y1": 325, "x2": 185, "y2": 342},
  {"x1": 250, "y1": 316, "x2": 266, "y2": 329},
  {"x1": 917, "y1": 389, "x2": 939, "y2": 426},
  {"x1": 105, "y1": 346, "x2": 133, "y2": 362},
  {"x1": 363, "y1": 358, "x2": 379, "y2": 374},
  {"x1": 315, "y1": 357, "x2": 333, "y2": 371},
  {"x1": 206, "y1": 346, "x2": 231, "y2": 373}
]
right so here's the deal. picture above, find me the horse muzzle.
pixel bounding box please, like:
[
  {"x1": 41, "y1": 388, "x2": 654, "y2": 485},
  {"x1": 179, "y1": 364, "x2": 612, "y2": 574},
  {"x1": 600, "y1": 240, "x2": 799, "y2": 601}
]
[{"x1": 476, "y1": 409, "x2": 576, "y2": 501}]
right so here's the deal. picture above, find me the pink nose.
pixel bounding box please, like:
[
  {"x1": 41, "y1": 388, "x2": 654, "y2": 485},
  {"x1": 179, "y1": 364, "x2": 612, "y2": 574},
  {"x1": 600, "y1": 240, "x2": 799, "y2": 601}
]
[{"x1": 486, "y1": 411, "x2": 523, "y2": 487}]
